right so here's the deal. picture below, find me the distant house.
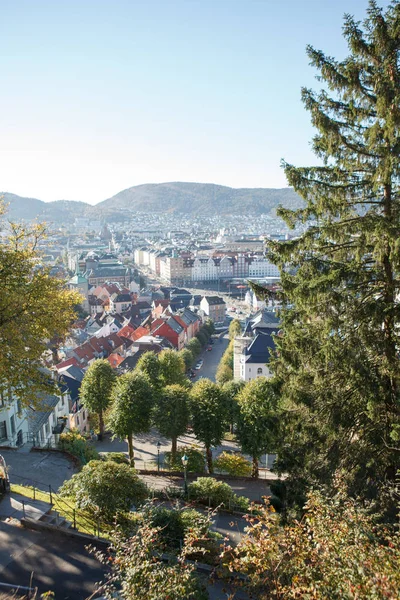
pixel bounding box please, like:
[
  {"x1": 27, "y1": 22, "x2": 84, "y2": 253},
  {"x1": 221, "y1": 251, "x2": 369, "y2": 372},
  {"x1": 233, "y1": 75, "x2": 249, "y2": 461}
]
[
  {"x1": 57, "y1": 365, "x2": 89, "y2": 434},
  {"x1": 200, "y1": 296, "x2": 226, "y2": 324},
  {"x1": 238, "y1": 331, "x2": 277, "y2": 382},
  {"x1": 109, "y1": 292, "x2": 132, "y2": 314},
  {"x1": 151, "y1": 316, "x2": 185, "y2": 350}
]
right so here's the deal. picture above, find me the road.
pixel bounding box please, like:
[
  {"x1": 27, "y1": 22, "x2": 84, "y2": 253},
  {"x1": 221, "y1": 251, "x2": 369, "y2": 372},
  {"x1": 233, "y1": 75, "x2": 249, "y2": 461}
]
[
  {"x1": 0, "y1": 520, "x2": 106, "y2": 599},
  {"x1": 196, "y1": 332, "x2": 230, "y2": 382}
]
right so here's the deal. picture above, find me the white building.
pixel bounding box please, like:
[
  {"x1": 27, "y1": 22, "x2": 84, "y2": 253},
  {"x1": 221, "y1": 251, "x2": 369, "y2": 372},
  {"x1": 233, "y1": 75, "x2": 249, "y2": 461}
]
[{"x1": 0, "y1": 392, "x2": 29, "y2": 447}]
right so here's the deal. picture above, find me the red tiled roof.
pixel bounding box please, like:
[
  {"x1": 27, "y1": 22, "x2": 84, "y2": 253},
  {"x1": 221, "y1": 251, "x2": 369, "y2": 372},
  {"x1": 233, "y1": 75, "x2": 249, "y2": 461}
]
[
  {"x1": 108, "y1": 353, "x2": 125, "y2": 368},
  {"x1": 56, "y1": 357, "x2": 79, "y2": 370}
]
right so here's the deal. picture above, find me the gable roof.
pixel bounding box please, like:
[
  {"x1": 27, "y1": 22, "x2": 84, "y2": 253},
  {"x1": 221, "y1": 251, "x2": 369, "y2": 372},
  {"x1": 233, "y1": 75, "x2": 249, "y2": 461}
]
[
  {"x1": 243, "y1": 331, "x2": 277, "y2": 364},
  {"x1": 202, "y1": 296, "x2": 226, "y2": 306},
  {"x1": 108, "y1": 353, "x2": 125, "y2": 368}
]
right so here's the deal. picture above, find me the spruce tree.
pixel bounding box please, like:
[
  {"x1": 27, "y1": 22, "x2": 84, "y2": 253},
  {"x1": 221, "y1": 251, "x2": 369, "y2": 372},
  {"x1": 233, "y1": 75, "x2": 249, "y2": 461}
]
[{"x1": 263, "y1": 1, "x2": 400, "y2": 510}]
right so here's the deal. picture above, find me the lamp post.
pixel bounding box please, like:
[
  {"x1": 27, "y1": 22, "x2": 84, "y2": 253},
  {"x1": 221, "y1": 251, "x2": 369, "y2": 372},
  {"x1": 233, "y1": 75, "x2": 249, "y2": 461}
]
[
  {"x1": 181, "y1": 453, "x2": 188, "y2": 497},
  {"x1": 157, "y1": 441, "x2": 161, "y2": 472}
]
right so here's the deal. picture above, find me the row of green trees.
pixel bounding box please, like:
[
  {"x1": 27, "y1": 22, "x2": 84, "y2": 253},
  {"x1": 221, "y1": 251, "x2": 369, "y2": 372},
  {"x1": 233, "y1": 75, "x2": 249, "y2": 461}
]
[
  {"x1": 215, "y1": 318, "x2": 242, "y2": 383},
  {"x1": 80, "y1": 351, "x2": 279, "y2": 476}
]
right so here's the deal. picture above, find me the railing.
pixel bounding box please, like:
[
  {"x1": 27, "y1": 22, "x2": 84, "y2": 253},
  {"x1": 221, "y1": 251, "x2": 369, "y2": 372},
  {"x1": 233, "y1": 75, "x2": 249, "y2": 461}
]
[{"x1": 9, "y1": 472, "x2": 110, "y2": 538}]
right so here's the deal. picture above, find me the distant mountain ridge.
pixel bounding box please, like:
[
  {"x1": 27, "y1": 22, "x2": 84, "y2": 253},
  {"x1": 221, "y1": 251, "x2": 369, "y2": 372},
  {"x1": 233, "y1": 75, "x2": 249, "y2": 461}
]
[{"x1": 1, "y1": 182, "x2": 303, "y2": 222}]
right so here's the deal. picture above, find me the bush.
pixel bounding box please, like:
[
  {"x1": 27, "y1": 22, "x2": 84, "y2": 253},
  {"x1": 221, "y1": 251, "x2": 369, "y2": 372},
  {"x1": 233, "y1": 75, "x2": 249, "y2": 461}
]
[
  {"x1": 231, "y1": 494, "x2": 250, "y2": 512},
  {"x1": 142, "y1": 506, "x2": 211, "y2": 550},
  {"x1": 164, "y1": 446, "x2": 206, "y2": 473},
  {"x1": 214, "y1": 452, "x2": 252, "y2": 477},
  {"x1": 59, "y1": 460, "x2": 149, "y2": 519},
  {"x1": 58, "y1": 429, "x2": 99, "y2": 466},
  {"x1": 188, "y1": 477, "x2": 234, "y2": 506},
  {"x1": 102, "y1": 452, "x2": 129, "y2": 464}
]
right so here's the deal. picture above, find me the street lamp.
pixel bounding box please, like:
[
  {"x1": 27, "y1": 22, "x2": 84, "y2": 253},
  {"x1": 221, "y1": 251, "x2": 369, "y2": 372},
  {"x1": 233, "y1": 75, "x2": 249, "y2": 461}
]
[
  {"x1": 181, "y1": 453, "x2": 188, "y2": 497},
  {"x1": 157, "y1": 441, "x2": 161, "y2": 472}
]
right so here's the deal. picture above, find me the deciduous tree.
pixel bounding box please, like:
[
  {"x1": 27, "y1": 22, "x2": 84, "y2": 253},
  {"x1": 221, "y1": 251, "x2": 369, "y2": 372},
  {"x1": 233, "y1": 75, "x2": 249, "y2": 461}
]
[
  {"x1": 108, "y1": 371, "x2": 154, "y2": 466},
  {"x1": 153, "y1": 384, "x2": 190, "y2": 462},
  {"x1": 79, "y1": 359, "x2": 116, "y2": 440},
  {"x1": 189, "y1": 379, "x2": 227, "y2": 473},
  {"x1": 236, "y1": 378, "x2": 279, "y2": 478},
  {"x1": 158, "y1": 349, "x2": 188, "y2": 386},
  {"x1": 0, "y1": 208, "x2": 81, "y2": 403}
]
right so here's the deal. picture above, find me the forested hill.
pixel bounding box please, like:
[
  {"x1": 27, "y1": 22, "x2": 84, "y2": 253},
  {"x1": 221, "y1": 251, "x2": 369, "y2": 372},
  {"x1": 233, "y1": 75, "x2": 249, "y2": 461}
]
[
  {"x1": 98, "y1": 182, "x2": 302, "y2": 215},
  {"x1": 1, "y1": 182, "x2": 303, "y2": 222}
]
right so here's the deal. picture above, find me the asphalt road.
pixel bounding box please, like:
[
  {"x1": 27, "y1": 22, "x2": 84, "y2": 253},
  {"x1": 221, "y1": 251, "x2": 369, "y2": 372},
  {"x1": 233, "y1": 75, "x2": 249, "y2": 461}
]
[
  {"x1": 0, "y1": 521, "x2": 107, "y2": 599},
  {"x1": 196, "y1": 333, "x2": 230, "y2": 382}
]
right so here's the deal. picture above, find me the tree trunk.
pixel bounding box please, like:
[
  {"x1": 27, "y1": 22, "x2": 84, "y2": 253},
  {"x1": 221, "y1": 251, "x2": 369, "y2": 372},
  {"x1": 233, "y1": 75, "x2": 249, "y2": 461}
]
[
  {"x1": 127, "y1": 433, "x2": 135, "y2": 467},
  {"x1": 252, "y1": 456, "x2": 259, "y2": 479},
  {"x1": 171, "y1": 437, "x2": 177, "y2": 464},
  {"x1": 98, "y1": 409, "x2": 104, "y2": 441},
  {"x1": 206, "y1": 446, "x2": 213, "y2": 474}
]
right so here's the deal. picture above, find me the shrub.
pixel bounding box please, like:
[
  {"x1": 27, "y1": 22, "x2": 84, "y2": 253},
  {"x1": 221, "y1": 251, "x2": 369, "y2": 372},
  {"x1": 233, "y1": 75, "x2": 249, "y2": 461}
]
[
  {"x1": 58, "y1": 429, "x2": 99, "y2": 466},
  {"x1": 142, "y1": 506, "x2": 211, "y2": 550},
  {"x1": 102, "y1": 452, "x2": 129, "y2": 464},
  {"x1": 188, "y1": 477, "x2": 234, "y2": 506},
  {"x1": 231, "y1": 494, "x2": 250, "y2": 512},
  {"x1": 59, "y1": 460, "x2": 148, "y2": 519},
  {"x1": 164, "y1": 446, "x2": 206, "y2": 473},
  {"x1": 214, "y1": 452, "x2": 252, "y2": 477}
]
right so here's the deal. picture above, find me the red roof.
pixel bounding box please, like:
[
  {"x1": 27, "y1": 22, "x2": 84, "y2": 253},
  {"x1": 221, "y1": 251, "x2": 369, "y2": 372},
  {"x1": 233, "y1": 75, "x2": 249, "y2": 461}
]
[
  {"x1": 150, "y1": 318, "x2": 165, "y2": 333},
  {"x1": 56, "y1": 357, "x2": 79, "y2": 370},
  {"x1": 108, "y1": 353, "x2": 124, "y2": 368}
]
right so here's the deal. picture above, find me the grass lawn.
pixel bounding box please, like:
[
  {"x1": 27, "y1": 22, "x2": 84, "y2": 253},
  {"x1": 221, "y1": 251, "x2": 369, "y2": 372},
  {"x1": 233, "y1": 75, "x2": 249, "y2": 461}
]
[{"x1": 10, "y1": 483, "x2": 113, "y2": 539}]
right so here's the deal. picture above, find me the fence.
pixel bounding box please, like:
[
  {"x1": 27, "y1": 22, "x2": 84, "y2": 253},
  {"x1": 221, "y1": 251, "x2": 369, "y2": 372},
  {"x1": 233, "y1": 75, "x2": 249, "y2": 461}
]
[{"x1": 9, "y1": 472, "x2": 109, "y2": 538}]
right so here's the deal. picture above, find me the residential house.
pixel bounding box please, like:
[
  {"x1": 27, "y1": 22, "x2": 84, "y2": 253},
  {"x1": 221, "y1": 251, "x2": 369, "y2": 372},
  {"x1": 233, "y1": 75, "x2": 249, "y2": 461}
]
[
  {"x1": 27, "y1": 391, "x2": 70, "y2": 447},
  {"x1": 151, "y1": 316, "x2": 185, "y2": 350},
  {"x1": 0, "y1": 391, "x2": 28, "y2": 447},
  {"x1": 237, "y1": 330, "x2": 278, "y2": 382},
  {"x1": 109, "y1": 292, "x2": 132, "y2": 314},
  {"x1": 200, "y1": 296, "x2": 226, "y2": 324}
]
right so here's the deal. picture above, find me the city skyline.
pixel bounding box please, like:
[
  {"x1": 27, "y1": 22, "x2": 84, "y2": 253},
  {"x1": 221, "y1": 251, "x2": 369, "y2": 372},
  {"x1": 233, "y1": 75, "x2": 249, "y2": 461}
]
[{"x1": 1, "y1": 0, "x2": 389, "y2": 204}]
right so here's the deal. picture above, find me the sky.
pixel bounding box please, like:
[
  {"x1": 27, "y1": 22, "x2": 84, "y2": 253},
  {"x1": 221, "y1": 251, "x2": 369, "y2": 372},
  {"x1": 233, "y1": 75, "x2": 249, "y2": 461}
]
[{"x1": 0, "y1": 0, "x2": 390, "y2": 204}]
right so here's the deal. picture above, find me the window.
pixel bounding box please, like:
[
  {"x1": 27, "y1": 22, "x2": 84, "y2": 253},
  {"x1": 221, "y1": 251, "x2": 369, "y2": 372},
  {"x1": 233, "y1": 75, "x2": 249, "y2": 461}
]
[
  {"x1": 17, "y1": 399, "x2": 22, "y2": 415},
  {"x1": 0, "y1": 421, "x2": 7, "y2": 441},
  {"x1": 257, "y1": 368, "x2": 263, "y2": 375},
  {"x1": 10, "y1": 415, "x2": 15, "y2": 435}
]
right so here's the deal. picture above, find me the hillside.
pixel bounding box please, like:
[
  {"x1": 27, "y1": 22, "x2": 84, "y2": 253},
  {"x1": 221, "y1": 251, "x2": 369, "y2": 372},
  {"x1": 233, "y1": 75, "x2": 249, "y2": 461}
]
[
  {"x1": 98, "y1": 182, "x2": 303, "y2": 215},
  {"x1": 1, "y1": 182, "x2": 303, "y2": 222}
]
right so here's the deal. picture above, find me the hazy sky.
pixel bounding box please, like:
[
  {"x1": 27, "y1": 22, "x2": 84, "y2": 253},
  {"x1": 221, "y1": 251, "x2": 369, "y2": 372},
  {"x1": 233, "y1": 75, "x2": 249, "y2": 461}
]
[{"x1": 0, "y1": 0, "x2": 388, "y2": 204}]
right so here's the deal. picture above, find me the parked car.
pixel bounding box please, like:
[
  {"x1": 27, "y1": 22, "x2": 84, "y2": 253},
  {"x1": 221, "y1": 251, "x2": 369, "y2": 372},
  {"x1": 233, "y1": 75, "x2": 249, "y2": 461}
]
[
  {"x1": 207, "y1": 345, "x2": 212, "y2": 351},
  {"x1": 195, "y1": 360, "x2": 203, "y2": 370}
]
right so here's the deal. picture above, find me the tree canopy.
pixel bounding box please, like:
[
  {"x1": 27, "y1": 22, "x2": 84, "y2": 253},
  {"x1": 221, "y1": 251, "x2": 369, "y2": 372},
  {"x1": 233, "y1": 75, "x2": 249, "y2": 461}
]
[
  {"x1": 189, "y1": 378, "x2": 228, "y2": 473},
  {"x1": 153, "y1": 384, "x2": 190, "y2": 461},
  {"x1": 108, "y1": 371, "x2": 154, "y2": 466},
  {"x1": 236, "y1": 378, "x2": 279, "y2": 478},
  {"x1": 0, "y1": 208, "x2": 80, "y2": 403},
  {"x1": 259, "y1": 0, "x2": 400, "y2": 512},
  {"x1": 79, "y1": 359, "x2": 116, "y2": 439}
]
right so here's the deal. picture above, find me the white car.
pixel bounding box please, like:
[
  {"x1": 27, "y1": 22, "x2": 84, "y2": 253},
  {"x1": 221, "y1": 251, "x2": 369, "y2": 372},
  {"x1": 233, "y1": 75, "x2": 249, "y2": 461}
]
[{"x1": 195, "y1": 360, "x2": 203, "y2": 370}]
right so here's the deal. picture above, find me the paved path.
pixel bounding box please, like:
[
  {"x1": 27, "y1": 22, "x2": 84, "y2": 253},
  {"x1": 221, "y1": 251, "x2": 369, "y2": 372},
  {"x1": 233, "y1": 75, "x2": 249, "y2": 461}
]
[
  {"x1": 0, "y1": 520, "x2": 107, "y2": 599},
  {"x1": 0, "y1": 448, "x2": 76, "y2": 492}
]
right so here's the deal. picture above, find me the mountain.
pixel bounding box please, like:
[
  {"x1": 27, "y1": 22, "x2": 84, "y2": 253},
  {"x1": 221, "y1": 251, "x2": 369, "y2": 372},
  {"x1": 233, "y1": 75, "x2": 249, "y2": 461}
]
[
  {"x1": 1, "y1": 182, "x2": 303, "y2": 222},
  {"x1": 98, "y1": 182, "x2": 303, "y2": 215},
  {"x1": 1, "y1": 193, "x2": 90, "y2": 222}
]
